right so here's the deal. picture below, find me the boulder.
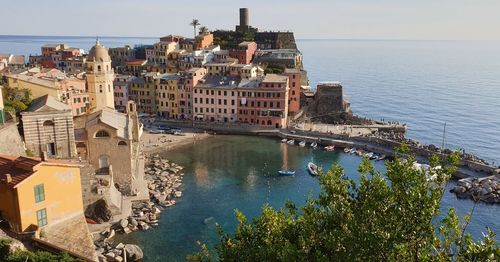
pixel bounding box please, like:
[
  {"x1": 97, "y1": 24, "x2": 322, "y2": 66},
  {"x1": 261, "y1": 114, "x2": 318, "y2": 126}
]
[
  {"x1": 115, "y1": 255, "x2": 124, "y2": 262},
  {"x1": 115, "y1": 243, "x2": 125, "y2": 250},
  {"x1": 119, "y1": 218, "x2": 129, "y2": 228},
  {"x1": 105, "y1": 252, "x2": 116, "y2": 261},
  {"x1": 129, "y1": 218, "x2": 138, "y2": 227},
  {"x1": 124, "y1": 244, "x2": 144, "y2": 261}
]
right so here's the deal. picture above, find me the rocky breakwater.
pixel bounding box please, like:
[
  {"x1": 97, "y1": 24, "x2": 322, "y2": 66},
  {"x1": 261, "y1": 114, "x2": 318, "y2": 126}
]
[
  {"x1": 93, "y1": 155, "x2": 185, "y2": 261},
  {"x1": 451, "y1": 176, "x2": 500, "y2": 204}
]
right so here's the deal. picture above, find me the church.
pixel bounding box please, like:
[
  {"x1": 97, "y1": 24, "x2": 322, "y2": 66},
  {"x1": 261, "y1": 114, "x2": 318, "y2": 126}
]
[{"x1": 74, "y1": 40, "x2": 143, "y2": 195}]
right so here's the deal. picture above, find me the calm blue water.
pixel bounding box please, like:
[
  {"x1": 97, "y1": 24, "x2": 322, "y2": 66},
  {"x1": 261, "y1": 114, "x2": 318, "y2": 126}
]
[
  {"x1": 116, "y1": 135, "x2": 500, "y2": 261},
  {"x1": 1, "y1": 36, "x2": 499, "y2": 164}
]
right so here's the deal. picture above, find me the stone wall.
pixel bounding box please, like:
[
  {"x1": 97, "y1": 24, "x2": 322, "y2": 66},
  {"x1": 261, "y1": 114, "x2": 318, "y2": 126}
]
[{"x1": 0, "y1": 123, "x2": 26, "y2": 156}]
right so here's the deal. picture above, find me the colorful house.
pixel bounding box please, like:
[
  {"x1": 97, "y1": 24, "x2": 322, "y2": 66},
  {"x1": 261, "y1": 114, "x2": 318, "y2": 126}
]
[{"x1": 0, "y1": 155, "x2": 83, "y2": 233}]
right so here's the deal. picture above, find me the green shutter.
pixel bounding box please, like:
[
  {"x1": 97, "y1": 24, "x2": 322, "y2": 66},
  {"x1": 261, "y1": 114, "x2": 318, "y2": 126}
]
[
  {"x1": 36, "y1": 208, "x2": 47, "y2": 226},
  {"x1": 34, "y1": 184, "x2": 45, "y2": 203}
]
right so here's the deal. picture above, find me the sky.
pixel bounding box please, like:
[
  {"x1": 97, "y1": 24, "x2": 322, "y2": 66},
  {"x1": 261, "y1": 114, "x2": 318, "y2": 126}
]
[{"x1": 2, "y1": 0, "x2": 500, "y2": 40}]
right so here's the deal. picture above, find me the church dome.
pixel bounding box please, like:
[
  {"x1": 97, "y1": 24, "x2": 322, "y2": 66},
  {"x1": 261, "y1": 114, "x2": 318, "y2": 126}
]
[{"x1": 88, "y1": 40, "x2": 111, "y2": 62}]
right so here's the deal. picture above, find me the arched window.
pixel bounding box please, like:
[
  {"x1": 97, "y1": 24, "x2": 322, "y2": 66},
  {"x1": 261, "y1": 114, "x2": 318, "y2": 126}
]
[
  {"x1": 267, "y1": 120, "x2": 272, "y2": 126},
  {"x1": 118, "y1": 141, "x2": 127, "y2": 146},
  {"x1": 42, "y1": 120, "x2": 54, "y2": 126},
  {"x1": 97, "y1": 65, "x2": 101, "y2": 72},
  {"x1": 95, "y1": 130, "x2": 110, "y2": 138}
]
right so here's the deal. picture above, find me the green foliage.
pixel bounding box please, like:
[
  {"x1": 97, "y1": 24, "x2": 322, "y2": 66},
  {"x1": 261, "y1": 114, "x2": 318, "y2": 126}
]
[
  {"x1": 0, "y1": 239, "x2": 81, "y2": 262},
  {"x1": 1, "y1": 82, "x2": 32, "y2": 114},
  {"x1": 189, "y1": 150, "x2": 500, "y2": 261}
]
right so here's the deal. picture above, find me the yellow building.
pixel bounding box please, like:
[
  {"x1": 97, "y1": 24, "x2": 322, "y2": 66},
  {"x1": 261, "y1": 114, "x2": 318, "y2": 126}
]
[
  {"x1": 156, "y1": 73, "x2": 181, "y2": 118},
  {"x1": 0, "y1": 155, "x2": 83, "y2": 233}
]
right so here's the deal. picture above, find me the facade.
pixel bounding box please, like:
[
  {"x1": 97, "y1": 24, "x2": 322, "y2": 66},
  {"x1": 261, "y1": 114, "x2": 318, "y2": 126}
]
[
  {"x1": 229, "y1": 41, "x2": 257, "y2": 64},
  {"x1": 0, "y1": 54, "x2": 25, "y2": 70},
  {"x1": 153, "y1": 41, "x2": 178, "y2": 65},
  {"x1": 237, "y1": 74, "x2": 289, "y2": 128},
  {"x1": 0, "y1": 155, "x2": 83, "y2": 233},
  {"x1": 73, "y1": 104, "x2": 141, "y2": 194},
  {"x1": 193, "y1": 76, "x2": 239, "y2": 122},
  {"x1": 114, "y1": 74, "x2": 133, "y2": 112},
  {"x1": 85, "y1": 40, "x2": 115, "y2": 112},
  {"x1": 108, "y1": 45, "x2": 135, "y2": 68},
  {"x1": 313, "y1": 82, "x2": 349, "y2": 114},
  {"x1": 0, "y1": 86, "x2": 4, "y2": 125},
  {"x1": 284, "y1": 68, "x2": 301, "y2": 114},
  {"x1": 21, "y1": 95, "x2": 76, "y2": 159},
  {"x1": 203, "y1": 61, "x2": 235, "y2": 76},
  {"x1": 156, "y1": 73, "x2": 181, "y2": 118},
  {"x1": 253, "y1": 49, "x2": 303, "y2": 69},
  {"x1": 178, "y1": 67, "x2": 206, "y2": 119},
  {"x1": 195, "y1": 32, "x2": 214, "y2": 50}
]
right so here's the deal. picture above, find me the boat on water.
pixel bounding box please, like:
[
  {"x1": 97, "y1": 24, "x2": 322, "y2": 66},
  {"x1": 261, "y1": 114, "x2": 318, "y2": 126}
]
[
  {"x1": 307, "y1": 162, "x2": 319, "y2": 176},
  {"x1": 344, "y1": 147, "x2": 351, "y2": 153},
  {"x1": 281, "y1": 138, "x2": 288, "y2": 143},
  {"x1": 377, "y1": 154, "x2": 387, "y2": 161},
  {"x1": 349, "y1": 148, "x2": 356, "y2": 154},
  {"x1": 363, "y1": 152, "x2": 374, "y2": 158},
  {"x1": 299, "y1": 141, "x2": 306, "y2": 147},
  {"x1": 287, "y1": 139, "x2": 295, "y2": 145},
  {"x1": 311, "y1": 142, "x2": 318, "y2": 148},
  {"x1": 325, "y1": 145, "x2": 335, "y2": 152},
  {"x1": 278, "y1": 169, "x2": 296, "y2": 176}
]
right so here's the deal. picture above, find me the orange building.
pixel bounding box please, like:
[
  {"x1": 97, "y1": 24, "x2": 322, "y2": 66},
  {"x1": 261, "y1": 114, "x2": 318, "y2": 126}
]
[{"x1": 284, "y1": 68, "x2": 301, "y2": 114}]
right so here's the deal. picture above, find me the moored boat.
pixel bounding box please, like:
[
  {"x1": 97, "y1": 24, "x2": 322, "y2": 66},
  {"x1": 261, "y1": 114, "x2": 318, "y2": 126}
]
[
  {"x1": 377, "y1": 154, "x2": 387, "y2": 161},
  {"x1": 278, "y1": 169, "x2": 296, "y2": 176},
  {"x1": 307, "y1": 162, "x2": 319, "y2": 176},
  {"x1": 311, "y1": 142, "x2": 318, "y2": 148},
  {"x1": 325, "y1": 145, "x2": 335, "y2": 152},
  {"x1": 299, "y1": 141, "x2": 306, "y2": 147},
  {"x1": 287, "y1": 139, "x2": 295, "y2": 145},
  {"x1": 281, "y1": 138, "x2": 288, "y2": 143},
  {"x1": 344, "y1": 147, "x2": 351, "y2": 153}
]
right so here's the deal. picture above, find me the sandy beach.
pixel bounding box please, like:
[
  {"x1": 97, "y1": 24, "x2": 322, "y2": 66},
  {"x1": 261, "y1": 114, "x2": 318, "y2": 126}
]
[{"x1": 141, "y1": 128, "x2": 211, "y2": 155}]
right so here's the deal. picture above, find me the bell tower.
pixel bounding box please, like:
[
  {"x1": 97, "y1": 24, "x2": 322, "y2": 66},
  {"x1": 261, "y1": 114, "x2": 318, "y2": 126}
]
[{"x1": 86, "y1": 39, "x2": 115, "y2": 112}]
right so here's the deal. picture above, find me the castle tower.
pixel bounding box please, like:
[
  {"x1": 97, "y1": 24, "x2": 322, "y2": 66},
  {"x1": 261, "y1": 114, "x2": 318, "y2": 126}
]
[{"x1": 86, "y1": 39, "x2": 115, "y2": 112}]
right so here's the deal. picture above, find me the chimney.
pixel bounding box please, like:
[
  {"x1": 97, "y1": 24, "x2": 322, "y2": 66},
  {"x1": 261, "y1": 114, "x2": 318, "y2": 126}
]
[{"x1": 1, "y1": 174, "x2": 12, "y2": 184}]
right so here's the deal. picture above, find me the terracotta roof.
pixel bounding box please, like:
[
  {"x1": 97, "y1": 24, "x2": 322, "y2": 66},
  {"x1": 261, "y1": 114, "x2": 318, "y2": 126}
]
[
  {"x1": 126, "y1": 59, "x2": 147, "y2": 66},
  {"x1": 0, "y1": 155, "x2": 41, "y2": 188}
]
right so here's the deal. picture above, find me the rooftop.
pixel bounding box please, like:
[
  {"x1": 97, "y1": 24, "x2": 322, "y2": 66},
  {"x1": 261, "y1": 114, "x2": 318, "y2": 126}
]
[
  {"x1": 197, "y1": 76, "x2": 240, "y2": 89},
  {"x1": 262, "y1": 74, "x2": 288, "y2": 83},
  {"x1": 25, "y1": 95, "x2": 70, "y2": 113}
]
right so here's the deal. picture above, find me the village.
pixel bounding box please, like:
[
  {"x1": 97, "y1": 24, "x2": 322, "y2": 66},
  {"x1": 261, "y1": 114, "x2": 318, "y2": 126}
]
[{"x1": 0, "y1": 7, "x2": 499, "y2": 262}]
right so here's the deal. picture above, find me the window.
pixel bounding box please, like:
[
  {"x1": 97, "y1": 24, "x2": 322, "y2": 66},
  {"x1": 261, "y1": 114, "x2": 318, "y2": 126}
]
[
  {"x1": 37, "y1": 208, "x2": 47, "y2": 227},
  {"x1": 34, "y1": 184, "x2": 45, "y2": 203},
  {"x1": 42, "y1": 120, "x2": 54, "y2": 126},
  {"x1": 118, "y1": 141, "x2": 127, "y2": 146},
  {"x1": 95, "y1": 130, "x2": 110, "y2": 138}
]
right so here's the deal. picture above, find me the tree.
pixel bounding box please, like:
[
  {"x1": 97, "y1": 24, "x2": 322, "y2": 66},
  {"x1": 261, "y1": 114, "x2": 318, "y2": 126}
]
[
  {"x1": 190, "y1": 19, "x2": 201, "y2": 39},
  {"x1": 199, "y1": 26, "x2": 209, "y2": 35},
  {"x1": 189, "y1": 146, "x2": 500, "y2": 261},
  {"x1": 1, "y1": 82, "x2": 32, "y2": 114}
]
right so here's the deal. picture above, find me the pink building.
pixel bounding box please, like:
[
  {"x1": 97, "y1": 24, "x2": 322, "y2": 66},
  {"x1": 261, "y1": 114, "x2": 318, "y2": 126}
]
[
  {"x1": 237, "y1": 74, "x2": 289, "y2": 128},
  {"x1": 229, "y1": 41, "x2": 257, "y2": 64},
  {"x1": 284, "y1": 68, "x2": 301, "y2": 114},
  {"x1": 193, "y1": 76, "x2": 238, "y2": 122},
  {"x1": 178, "y1": 67, "x2": 206, "y2": 119},
  {"x1": 114, "y1": 74, "x2": 133, "y2": 112}
]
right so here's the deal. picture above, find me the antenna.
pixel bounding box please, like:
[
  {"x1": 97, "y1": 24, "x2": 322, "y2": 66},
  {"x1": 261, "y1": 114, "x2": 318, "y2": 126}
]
[{"x1": 441, "y1": 122, "x2": 447, "y2": 149}]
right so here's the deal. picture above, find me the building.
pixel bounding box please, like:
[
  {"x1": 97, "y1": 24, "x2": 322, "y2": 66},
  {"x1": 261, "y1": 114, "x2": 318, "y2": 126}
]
[
  {"x1": 229, "y1": 41, "x2": 257, "y2": 64},
  {"x1": 126, "y1": 59, "x2": 148, "y2": 76},
  {"x1": 0, "y1": 54, "x2": 25, "y2": 70},
  {"x1": 237, "y1": 74, "x2": 289, "y2": 128},
  {"x1": 5, "y1": 69, "x2": 88, "y2": 116},
  {"x1": 156, "y1": 73, "x2": 181, "y2": 118},
  {"x1": 85, "y1": 40, "x2": 115, "y2": 112},
  {"x1": 313, "y1": 82, "x2": 350, "y2": 115},
  {"x1": 195, "y1": 32, "x2": 214, "y2": 50},
  {"x1": 178, "y1": 67, "x2": 207, "y2": 119},
  {"x1": 193, "y1": 76, "x2": 239, "y2": 122},
  {"x1": 0, "y1": 155, "x2": 96, "y2": 260},
  {"x1": 253, "y1": 49, "x2": 303, "y2": 69},
  {"x1": 284, "y1": 68, "x2": 301, "y2": 114},
  {"x1": 114, "y1": 74, "x2": 133, "y2": 112},
  {"x1": 131, "y1": 72, "x2": 159, "y2": 114},
  {"x1": 21, "y1": 95, "x2": 77, "y2": 159},
  {"x1": 108, "y1": 45, "x2": 135, "y2": 68},
  {"x1": 73, "y1": 104, "x2": 142, "y2": 194},
  {"x1": 203, "y1": 61, "x2": 235, "y2": 76},
  {"x1": 235, "y1": 8, "x2": 258, "y2": 33},
  {"x1": 153, "y1": 41, "x2": 179, "y2": 65}
]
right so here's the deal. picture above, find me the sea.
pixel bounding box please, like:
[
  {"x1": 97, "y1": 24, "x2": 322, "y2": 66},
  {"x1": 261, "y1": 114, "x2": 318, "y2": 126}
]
[{"x1": 1, "y1": 35, "x2": 500, "y2": 260}]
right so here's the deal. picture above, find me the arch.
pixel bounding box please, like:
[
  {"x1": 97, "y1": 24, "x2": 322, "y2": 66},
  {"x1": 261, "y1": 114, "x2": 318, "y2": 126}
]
[
  {"x1": 97, "y1": 65, "x2": 101, "y2": 71},
  {"x1": 95, "y1": 130, "x2": 110, "y2": 138},
  {"x1": 118, "y1": 141, "x2": 127, "y2": 146},
  {"x1": 42, "y1": 120, "x2": 54, "y2": 126},
  {"x1": 267, "y1": 120, "x2": 272, "y2": 126}
]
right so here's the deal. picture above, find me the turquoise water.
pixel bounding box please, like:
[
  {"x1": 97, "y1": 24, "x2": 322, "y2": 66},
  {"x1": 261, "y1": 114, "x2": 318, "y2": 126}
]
[{"x1": 117, "y1": 135, "x2": 500, "y2": 261}]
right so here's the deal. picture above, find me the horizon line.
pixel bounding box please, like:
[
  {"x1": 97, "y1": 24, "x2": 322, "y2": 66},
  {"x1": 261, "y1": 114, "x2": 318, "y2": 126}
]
[{"x1": 0, "y1": 34, "x2": 499, "y2": 42}]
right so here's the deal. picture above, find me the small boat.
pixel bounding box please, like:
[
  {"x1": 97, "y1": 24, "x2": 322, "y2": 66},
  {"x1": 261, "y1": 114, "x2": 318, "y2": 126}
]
[
  {"x1": 363, "y1": 152, "x2": 374, "y2": 158},
  {"x1": 281, "y1": 138, "x2": 288, "y2": 143},
  {"x1": 349, "y1": 148, "x2": 356, "y2": 154},
  {"x1": 278, "y1": 169, "x2": 296, "y2": 176},
  {"x1": 299, "y1": 141, "x2": 306, "y2": 147},
  {"x1": 325, "y1": 145, "x2": 335, "y2": 152},
  {"x1": 287, "y1": 139, "x2": 295, "y2": 145},
  {"x1": 344, "y1": 147, "x2": 351, "y2": 153},
  {"x1": 311, "y1": 142, "x2": 318, "y2": 148},
  {"x1": 377, "y1": 154, "x2": 387, "y2": 161},
  {"x1": 369, "y1": 154, "x2": 378, "y2": 160},
  {"x1": 307, "y1": 162, "x2": 319, "y2": 176},
  {"x1": 355, "y1": 149, "x2": 364, "y2": 156}
]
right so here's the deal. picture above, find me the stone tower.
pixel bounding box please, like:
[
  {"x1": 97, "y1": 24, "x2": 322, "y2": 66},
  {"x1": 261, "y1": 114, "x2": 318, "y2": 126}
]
[{"x1": 86, "y1": 39, "x2": 115, "y2": 112}]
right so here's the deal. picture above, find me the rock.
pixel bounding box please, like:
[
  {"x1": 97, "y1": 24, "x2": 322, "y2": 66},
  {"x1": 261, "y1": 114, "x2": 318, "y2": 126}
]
[
  {"x1": 105, "y1": 251, "x2": 116, "y2": 261},
  {"x1": 119, "y1": 218, "x2": 129, "y2": 228},
  {"x1": 87, "y1": 199, "x2": 113, "y2": 223},
  {"x1": 124, "y1": 244, "x2": 144, "y2": 261},
  {"x1": 123, "y1": 227, "x2": 132, "y2": 234},
  {"x1": 115, "y1": 255, "x2": 124, "y2": 262},
  {"x1": 106, "y1": 229, "x2": 115, "y2": 240},
  {"x1": 175, "y1": 191, "x2": 182, "y2": 198},
  {"x1": 129, "y1": 218, "x2": 138, "y2": 227},
  {"x1": 153, "y1": 207, "x2": 161, "y2": 214},
  {"x1": 115, "y1": 243, "x2": 125, "y2": 250}
]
